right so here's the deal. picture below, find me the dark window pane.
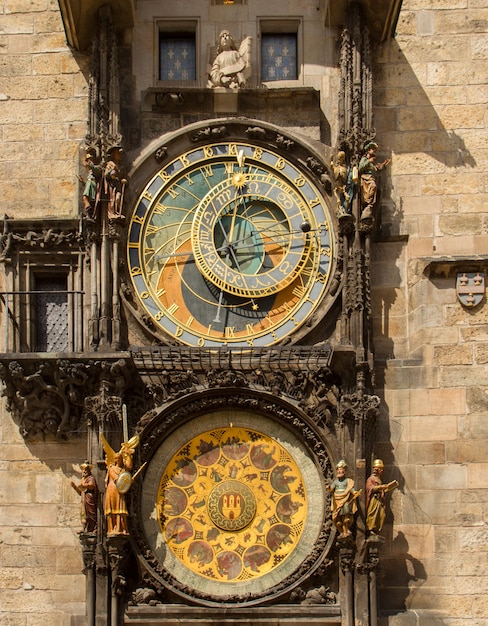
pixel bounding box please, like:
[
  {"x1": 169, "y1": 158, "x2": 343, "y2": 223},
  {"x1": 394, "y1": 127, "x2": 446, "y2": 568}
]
[{"x1": 35, "y1": 276, "x2": 68, "y2": 352}]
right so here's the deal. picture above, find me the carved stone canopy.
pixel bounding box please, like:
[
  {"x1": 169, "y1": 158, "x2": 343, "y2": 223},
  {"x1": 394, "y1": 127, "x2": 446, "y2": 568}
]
[{"x1": 59, "y1": 0, "x2": 402, "y2": 52}]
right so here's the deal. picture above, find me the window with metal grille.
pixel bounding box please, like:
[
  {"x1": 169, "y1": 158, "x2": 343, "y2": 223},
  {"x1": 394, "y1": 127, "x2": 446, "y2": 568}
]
[
  {"x1": 159, "y1": 33, "x2": 196, "y2": 81},
  {"x1": 34, "y1": 276, "x2": 68, "y2": 352},
  {"x1": 261, "y1": 33, "x2": 298, "y2": 82}
]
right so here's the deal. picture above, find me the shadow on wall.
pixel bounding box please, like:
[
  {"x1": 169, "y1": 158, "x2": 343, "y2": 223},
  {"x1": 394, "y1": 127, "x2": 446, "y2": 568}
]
[
  {"x1": 380, "y1": 531, "x2": 427, "y2": 614},
  {"x1": 375, "y1": 40, "x2": 477, "y2": 170}
]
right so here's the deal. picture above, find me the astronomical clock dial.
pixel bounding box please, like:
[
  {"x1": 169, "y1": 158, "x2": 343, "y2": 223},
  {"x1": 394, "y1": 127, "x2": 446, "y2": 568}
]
[
  {"x1": 139, "y1": 411, "x2": 327, "y2": 602},
  {"x1": 128, "y1": 140, "x2": 335, "y2": 347}
]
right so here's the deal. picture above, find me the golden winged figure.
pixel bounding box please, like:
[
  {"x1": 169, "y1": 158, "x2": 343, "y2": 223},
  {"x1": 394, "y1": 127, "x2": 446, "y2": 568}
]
[{"x1": 100, "y1": 433, "x2": 140, "y2": 536}]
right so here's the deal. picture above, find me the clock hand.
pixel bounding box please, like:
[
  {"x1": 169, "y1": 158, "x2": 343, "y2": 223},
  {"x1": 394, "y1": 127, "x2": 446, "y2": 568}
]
[
  {"x1": 222, "y1": 223, "x2": 316, "y2": 255},
  {"x1": 221, "y1": 152, "x2": 247, "y2": 246},
  {"x1": 154, "y1": 239, "x2": 238, "y2": 262}
]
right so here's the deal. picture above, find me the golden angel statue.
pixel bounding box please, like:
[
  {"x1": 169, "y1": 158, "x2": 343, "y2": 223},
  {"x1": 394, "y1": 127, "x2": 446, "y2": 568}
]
[
  {"x1": 101, "y1": 434, "x2": 141, "y2": 536},
  {"x1": 207, "y1": 30, "x2": 252, "y2": 89}
]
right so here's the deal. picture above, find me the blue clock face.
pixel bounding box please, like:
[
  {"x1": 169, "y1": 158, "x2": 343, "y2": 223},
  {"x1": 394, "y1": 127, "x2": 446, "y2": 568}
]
[{"x1": 127, "y1": 140, "x2": 335, "y2": 347}]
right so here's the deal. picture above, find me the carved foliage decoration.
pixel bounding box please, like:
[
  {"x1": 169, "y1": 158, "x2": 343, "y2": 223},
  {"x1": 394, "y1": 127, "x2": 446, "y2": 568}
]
[
  {"x1": 0, "y1": 358, "x2": 133, "y2": 440},
  {"x1": 338, "y1": 3, "x2": 375, "y2": 164},
  {"x1": 86, "y1": 6, "x2": 122, "y2": 161}
]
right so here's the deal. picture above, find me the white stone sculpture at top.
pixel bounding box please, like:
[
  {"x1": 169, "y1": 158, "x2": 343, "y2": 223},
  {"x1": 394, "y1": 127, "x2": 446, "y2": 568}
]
[{"x1": 207, "y1": 30, "x2": 252, "y2": 89}]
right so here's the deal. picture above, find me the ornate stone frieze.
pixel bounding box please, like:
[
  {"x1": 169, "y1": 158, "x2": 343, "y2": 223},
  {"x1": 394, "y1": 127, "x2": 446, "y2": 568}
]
[{"x1": 0, "y1": 357, "x2": 133, "y2": 440}]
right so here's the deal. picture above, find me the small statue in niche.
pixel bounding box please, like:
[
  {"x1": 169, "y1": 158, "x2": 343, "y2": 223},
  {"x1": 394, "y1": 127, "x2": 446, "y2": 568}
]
[
  {"x1": 207, "y1": 30, "x2": 252, "y2": 89},
  {"x1": 78, "y1": 149, "x2": 102, "y2": 221},
  {"x1": 71, "y1": 461, "x2": 99, "y2": 534},
  {"x1": 358, "y1": 141, "x2": 390, "y2": 220},
  {"x1": 104, "y1": 145, "x2": 127, "y2": 221},
  {"x1": 330, "y1": 150, "x2": 356, "y2": 215},
  {"x1": 365, "y1": 459, "x2": 398, "y2": 535},
  {"x1": 327, "y1": 460, "x2": 362, "y2": 539},
  {"x1": 101, "y1": 434, "x2": 140, "y2": 536}
]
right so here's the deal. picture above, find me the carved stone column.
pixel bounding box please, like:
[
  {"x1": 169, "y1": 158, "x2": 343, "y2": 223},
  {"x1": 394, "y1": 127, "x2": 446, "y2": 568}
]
[
  {"x1": 79, "y1": 533, "x2": 98, "y2": 626},
  {"x1": 339, "y1": 544, "x2": 356, "y2": 626},
  {"x1": 107, "y1": 536, "x2": 131, "y2": 626}
]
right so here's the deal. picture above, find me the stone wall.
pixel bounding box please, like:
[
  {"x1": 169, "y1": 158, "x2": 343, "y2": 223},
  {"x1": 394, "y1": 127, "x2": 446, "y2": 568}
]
[
  {"x1": 0, "y1": 0, "x2": 88, "y2": 219},
  {"x1": 372, "y1": 0, "x2": 488, "y2": 623},
  {"x1": 0, "y1": 3, "x2": 88, "y2": 625}
]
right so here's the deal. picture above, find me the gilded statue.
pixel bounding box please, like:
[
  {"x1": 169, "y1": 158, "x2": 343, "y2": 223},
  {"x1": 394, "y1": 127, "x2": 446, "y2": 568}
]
[
  {"x1": 101, "y1": 434, "x2": 140, "y2": 536},
  {"x1": 104, "y1": 145, "x2": 127, "y2": 220},
  {"x1": 71, "y1": 461, "x2": 99, "y2": 534},
  {"x1": 358, "y1": 141, "x2": 391, "y2": 220},
  {"x1": 327, "y1": 460, "x2": 362, "y2": 539},
  {"x1": 365, "y1": 459, "x2": 398, "y2": 535},
  {"x1": 330, "y1": 150, "x2": 356, "y2": 215}
]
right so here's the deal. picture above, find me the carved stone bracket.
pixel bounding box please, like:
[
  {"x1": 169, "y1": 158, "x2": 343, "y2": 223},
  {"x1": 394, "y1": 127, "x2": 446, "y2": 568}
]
[
  {"x1": 79, "y1": 533, "x2": 98, "y2": 574},
  {"x1": 339, "y1": 546, "x2": 356, "y2": 574},
  {"x1": 0, "y1": 356, "x2": 133, "y2": 440},
  {"x1": 338, "y1": 392, "x2": 380, "y2": 424},
  {"x1": 356, "y1": 536, "x2": 381, "y2": 575},
  {"x1": 107, "y1": 535, "x2": 131, "y2": 596}
]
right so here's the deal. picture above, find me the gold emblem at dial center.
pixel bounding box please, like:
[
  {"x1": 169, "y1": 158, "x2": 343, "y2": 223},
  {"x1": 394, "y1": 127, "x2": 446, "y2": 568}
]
[{"x1": 207, "y1": 480, "x2": 256, "y2": 531}]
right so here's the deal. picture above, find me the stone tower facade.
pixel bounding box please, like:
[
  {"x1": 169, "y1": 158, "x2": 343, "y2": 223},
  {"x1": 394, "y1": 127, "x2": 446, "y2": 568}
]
[{"x1": 0, "y1": 1, "x2": 487, "y2": 625}]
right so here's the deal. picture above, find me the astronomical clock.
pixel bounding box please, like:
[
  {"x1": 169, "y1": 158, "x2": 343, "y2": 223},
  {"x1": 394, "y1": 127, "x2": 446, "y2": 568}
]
[
  {"x1": 120, "y1": 119, "x2": 345, "y2": 613},
  {"x1": 127, "y1": 129, "x2": 336, "y2": 348}
]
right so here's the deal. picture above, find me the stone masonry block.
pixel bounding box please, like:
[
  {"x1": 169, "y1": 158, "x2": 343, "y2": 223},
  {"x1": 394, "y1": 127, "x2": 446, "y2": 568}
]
[
  {"x1": 34, "y1": 11, "x2": 65, "y2": 35},
  {"x1": 422, "y1": 172, "x2": 480, "y2": 196},
  {"x1": 398, "y1": 105, "x2": 440, "y2": 132},
  {"x1": 418, "y1": 463, "x2": 468, "y2": 489},
  {"x1": 0, "y1": 54, "x2": 33, "y2": 78},
  {"x1": 391, "y1": 523, "x2": 435, "y2": 559},
  {"x1": 0, "y1": 614, "x2": 27, "y2": 626},
  {"x1": 0, "y1": 545, "x2": 56, "y2": 568},
  {"x1": 433, "y1": 344, "x2": 473, "y2": 366},
  {"x1": 434, "y1": 526, "x2": 459, "y2": 555},
  {"x1": 55, "y1": 546, "x2": 84, "y2": 575},
  {"x1": 384, "y1": 364, "x2": 440, "y2": 390},
  {"x1": 416, "y1": 11, "x2": 435, "y2": 35},
  {"x1": 408, "y1": 415, "x2": 458, "y2": 441},
  {"x1": 474, "y1": 343, "x2": 488, "y2": 364},
  {"x1": 34, "y1": 472, "x2": 63, "y2": 503},
  {"x1": 31, "y1": 526, "x2": 79, "y2": 547},
  {"x1": 456, "y1": 192, "x2": 488, "y2": 213},
  {"x1": 459, "y1": 526, "x2": 488, "y2": 552},
  {"x1": 438, "y1": 104, "x2": 486, "y2": 129},
  {"x1": 446, "y1": 440, "x2": 488, "y2": 463},
  {"x1": 0, "y1": 526, "x2": 33, "y2": 545},
  {"x1": 430, "y1": 388, "x2": 465, "y2": 415},
  {"x1": 472, "y1": 33, "x2": 488, "y2": 58},
  {"x1": 1, "y1": 588, "x2": 57, "y2": 614},
  {"x1": 408, "y1": 441, "x2": 446, "y2": 464},
  {"x1": 27, "y1": 617, "x2": 66, "y2": 626},
  {"x1": 0, "y1": 12, "x2": 34, "y2": 35},
  {"x1": 440, "y1": 365, "x2": 488, "y2": 387},
  {"x1": 0, "y1": 472, "x2": 33, "y2": 504},
  {"x1": 0, "y1": 567, "x2": 23, "y2": 589},
  {"x1": 0, "y1": 504, "x2": 58, "y2": 527},
  {"x1": 438, "y1": 213, "x2": 483, "y2": 235},
  {"x1": 467, "y1": 462, "x2": 488, "y2": 488}
]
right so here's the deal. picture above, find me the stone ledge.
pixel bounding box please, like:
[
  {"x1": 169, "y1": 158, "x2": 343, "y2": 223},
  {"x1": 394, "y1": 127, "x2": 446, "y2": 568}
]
[{"x1": 124, "y1": 603, "x2": 341, "y2": 625}]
